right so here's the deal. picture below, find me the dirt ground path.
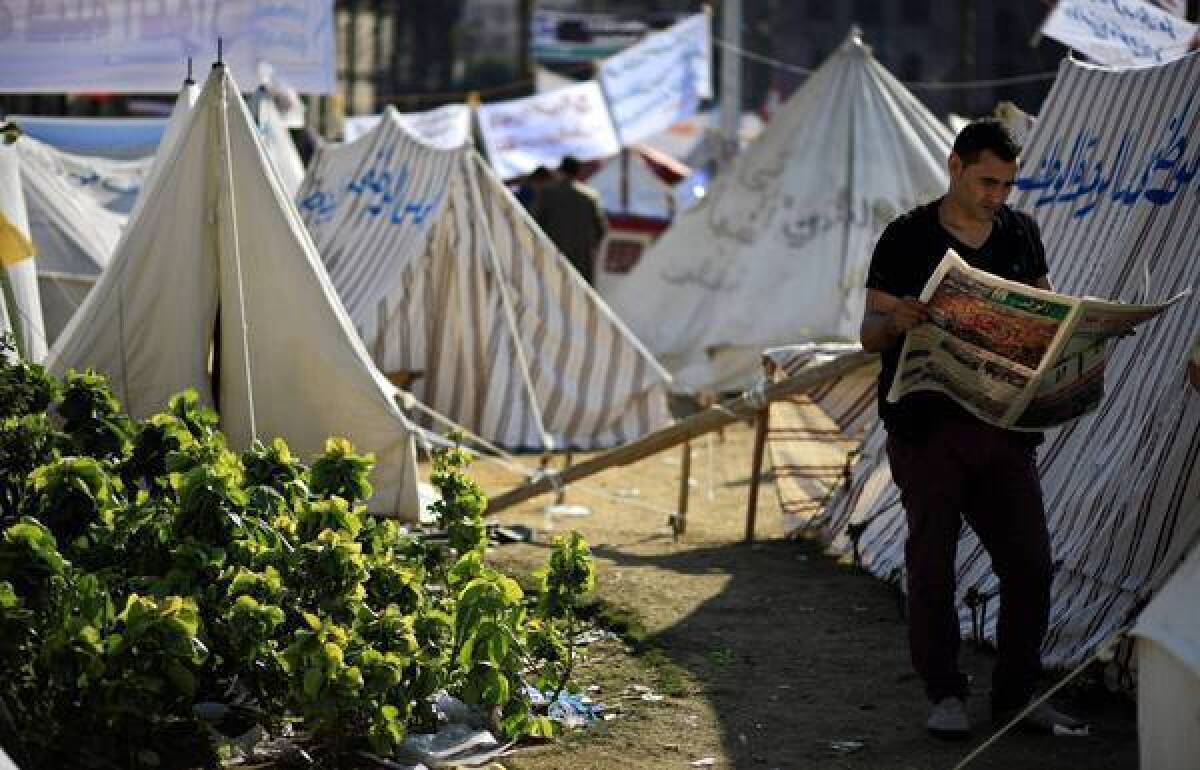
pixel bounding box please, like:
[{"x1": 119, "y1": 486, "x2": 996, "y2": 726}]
[{"x1": 464, "y1": 420, "x2": 1137, "y2": 770}]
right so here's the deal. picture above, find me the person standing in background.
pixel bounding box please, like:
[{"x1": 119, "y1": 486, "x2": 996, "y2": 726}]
[{"x1": 532, "y1": 156, "x2": 608, "y2": 285}]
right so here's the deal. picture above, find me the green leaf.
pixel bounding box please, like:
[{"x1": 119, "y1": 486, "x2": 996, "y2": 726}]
[{"x1": 303, "y1": 666, "x2": 324, "y2": 699}]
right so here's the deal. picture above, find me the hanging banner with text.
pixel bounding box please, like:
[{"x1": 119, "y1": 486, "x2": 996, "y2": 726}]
[
  {"x1": 477, "y1": 80, "x2": 620, "y2": 180},
  {"x1": 0, "y1": 0, "x2": 336, "y2": 94},
  {"x1": 1040, "y1": 0, "x2": 1198, "y2": 68},
  {"x1": 599, "y1": 13, "x2": 713, "y2": 146}
]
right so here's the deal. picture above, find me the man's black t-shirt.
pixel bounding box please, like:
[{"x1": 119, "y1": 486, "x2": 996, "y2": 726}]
[{"x1": 865, "y1": 198, "x2": 1050, "y2": 440}]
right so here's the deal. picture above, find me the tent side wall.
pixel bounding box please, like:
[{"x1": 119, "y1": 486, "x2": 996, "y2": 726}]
[{"x1": 299, "y1": 113, "x2": 672, "y2": 450}]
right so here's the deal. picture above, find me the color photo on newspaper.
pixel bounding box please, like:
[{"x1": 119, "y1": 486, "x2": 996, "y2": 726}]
[{"x1": 887, "y1": 250, "x2": 1188, "y2": 431}]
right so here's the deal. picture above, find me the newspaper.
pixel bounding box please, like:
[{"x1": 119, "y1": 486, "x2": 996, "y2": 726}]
[{"x1": 887, "y1": 250, "x2": 1188, "y2": 431}]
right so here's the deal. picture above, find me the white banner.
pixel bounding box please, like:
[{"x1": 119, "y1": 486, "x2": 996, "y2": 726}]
[
  {"x1": 0, "y1": 1, "x2": 336, "y2": 94},
  {"x1": 477, "y1": 81, "x2": 619, "y2": 180},
  {"x1": 343, "y1": 105, "x2": 472, "y2": 150},
  {"x1": 599, "y1": 13, "x2": 712, "y2": 146},
  {"x1": 1040, "y1": 0, "x2": 1198, "y2": 67}
]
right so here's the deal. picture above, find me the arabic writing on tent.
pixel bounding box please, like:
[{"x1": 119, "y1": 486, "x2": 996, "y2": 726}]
[
  {"x1": 1015, "y1": 94, "x2": 1198, "y2": 218},
  {"x1": 298, "y1": 149, "x2": 441, "y2": 227}
]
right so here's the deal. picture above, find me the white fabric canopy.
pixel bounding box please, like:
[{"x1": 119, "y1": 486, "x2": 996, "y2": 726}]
[
  {"x1": 298, "y1": 107, "x2": 672, "y2": 450},
  {"x1": 604, "y1": 32, "x2": 953, "y2": 392},
  {"x1": 818, "y1": 51, "x2": 1200, "y2": 668},
  {"x1": 0, "y1": 140, "x2": 46, "y2": 361},
  {"x1": 46, "y1": 65, "x2": 421, "y2": 518},
  {"x1": 1133, "y1": 545, "x2": 1200, "y2": 770}
]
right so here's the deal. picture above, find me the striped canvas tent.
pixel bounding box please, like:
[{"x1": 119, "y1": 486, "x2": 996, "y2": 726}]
[
  {"x1": 297, "y1": 108, "x2": 672, "y2": 451},
  {"x1": 817, "y1": 52, "x2": 1200, "y2": 668},
  {"x1": 47, "y1": 65, "x2": 422, "y2": 519},
  {"x1": 760, "y1": 344, "x2": 879, "y2": 535}
]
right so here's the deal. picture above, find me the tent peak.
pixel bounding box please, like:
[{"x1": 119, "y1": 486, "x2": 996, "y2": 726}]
[{"x1": 839, "y1": 26, "x2": 871, "y2": 57}]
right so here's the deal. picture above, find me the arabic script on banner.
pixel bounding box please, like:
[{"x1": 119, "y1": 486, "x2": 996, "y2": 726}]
[
  {"x1": 1040, "y1": 0, "x2": 1198, "y2": 67},
  {"x1": 477, "y1": 81, "x2": 620, "y2": 180},
  {"x1": 599, "y1": 13, "x2": 712, "y2": 146}
]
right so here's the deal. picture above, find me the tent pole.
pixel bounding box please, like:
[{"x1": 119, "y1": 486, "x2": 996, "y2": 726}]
[
  {"x1": 464, "y1": 154, "x2": 553, "y2": 452},
  {"x1": 214, "y1": 67, "x2": 258, "y2": 442},
  {"x1": 744, "y1": 406, "x2": 770, "y2": 542},
  {"x1": 486, "y1": 352, "x2": 873, "y2": 514},
  {"x1": 673, "y1": 440, "x2": 691, "y2": 540}
]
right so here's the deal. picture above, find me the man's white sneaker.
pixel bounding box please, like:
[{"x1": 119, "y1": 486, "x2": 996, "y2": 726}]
[{"x1": 927, "y1": 697, "x2": 970, "y2": 739}]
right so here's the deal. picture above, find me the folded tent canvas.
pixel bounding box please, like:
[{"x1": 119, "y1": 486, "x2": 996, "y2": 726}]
[
  {"x1": 604, "y1": 30, "x2": 953, "y2": 393},
  {"x1": 46, "y1": 64, "x2": 421, "y2": 518},
  {"x1": 297, "y1": 106, "x2": 673, "y2": 450}
]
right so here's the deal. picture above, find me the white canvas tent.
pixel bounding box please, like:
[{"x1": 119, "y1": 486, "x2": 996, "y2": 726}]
[
  {"x1": 816, "y1": 51, "x2": 1200, "y2": 668},
  {"x1": 46, "y1": 64, "x2": 422, "y2": 518},
  {"x1": 604, "y1": 31, "x2": 953, "y2": 393},
  {"x1": 13, "y1": 82, "x2": 198, "y2": 347},
  {"x1": 298, "y1": 107, "x2": 673, "y2": 450},
  {"x1": 1132, "y1": 544, "x2": 1200, "y2": 770},
  {"x1": 0, "y1": 138, "x2": 46, "y2": 361}
]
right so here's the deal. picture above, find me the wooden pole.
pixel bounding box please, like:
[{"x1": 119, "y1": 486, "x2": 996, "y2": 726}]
[
  {"x1": 744, "y1": 407, "x2": 770, "y2": 543},
  {"x1": 674, "y1": 441, "x2": 692, "y2": 539},
  {"x1": 485, "y1": 352, "x2": 873, "y2": 515}
]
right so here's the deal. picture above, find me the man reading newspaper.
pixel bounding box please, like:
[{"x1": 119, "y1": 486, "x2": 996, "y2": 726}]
[{"x1": 860, "y1": 119, "x2": 1082, "y2": 740}]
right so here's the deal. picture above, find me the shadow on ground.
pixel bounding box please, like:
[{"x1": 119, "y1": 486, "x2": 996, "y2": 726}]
[{"x1": 585, "y1": 537, "x2": 1138, "y2": 770}]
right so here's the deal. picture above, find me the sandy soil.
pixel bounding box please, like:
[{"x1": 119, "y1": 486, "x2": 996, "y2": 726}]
[{"x1": 461, "y1": 419, "x2": 1138, "y2": 770}]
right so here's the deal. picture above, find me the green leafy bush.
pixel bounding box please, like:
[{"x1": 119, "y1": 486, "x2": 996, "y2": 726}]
[{"x1": 0, "y1": 335, "x2": 595, "y2": 768}]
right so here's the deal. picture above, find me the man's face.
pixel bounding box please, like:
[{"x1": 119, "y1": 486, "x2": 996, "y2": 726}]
[{"x1": 948, "y1": 149, "x2": 1018, "y2": 222}]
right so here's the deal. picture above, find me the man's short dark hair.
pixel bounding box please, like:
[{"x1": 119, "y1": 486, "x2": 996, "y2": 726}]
[
  {"x1": 530, "y1": 166, "x2": 553, "y2": 182},
  {"x1": 558, "y1": 155, "x2": 582, "y2": 178},
  {"x1": 952, "y1": 118, "x2": 1021, "y2": 166}
]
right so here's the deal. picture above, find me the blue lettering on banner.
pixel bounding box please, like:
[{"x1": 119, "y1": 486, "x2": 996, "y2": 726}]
[
  {"x1": 1015, "y1": 94, "x2": 1198, "y2": 218},
  {"x1": 299, "y1": 149, "x2": 441, "y2": 227}
]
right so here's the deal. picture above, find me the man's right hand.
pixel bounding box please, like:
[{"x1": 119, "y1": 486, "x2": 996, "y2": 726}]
[
  {"x1": 860, "y1": 291, "x2": 931, "y2": 353},
  {"x1": 890, "y1": 297, "x2": 931, "y2": 335}
]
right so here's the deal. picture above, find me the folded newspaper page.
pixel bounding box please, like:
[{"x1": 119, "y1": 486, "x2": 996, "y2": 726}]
[{"x1": 886, "y1": 250, "x2": 1188, "y2": 431}]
